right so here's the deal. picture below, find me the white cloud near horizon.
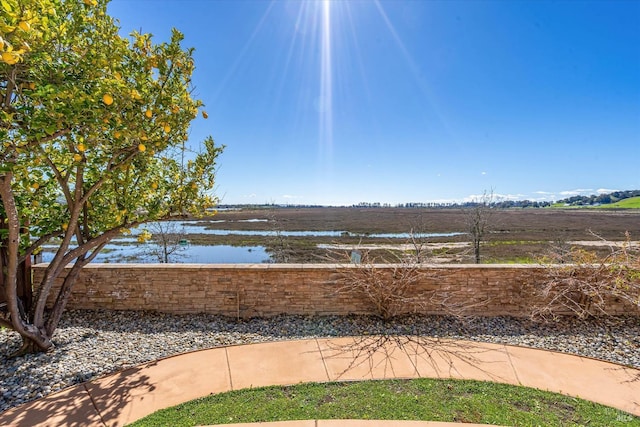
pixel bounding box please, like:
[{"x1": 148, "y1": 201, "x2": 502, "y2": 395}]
[
  {"x1": 559, "y1": 189, "x2": 594, "y2": 196},
  {"x1": 596, "y1": 188, "x2": 620, "y2": 194}
]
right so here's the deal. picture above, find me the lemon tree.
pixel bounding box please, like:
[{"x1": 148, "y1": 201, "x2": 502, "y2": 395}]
[{"x1": 1, "y1": 0, "x2": 223, "y2": 354}]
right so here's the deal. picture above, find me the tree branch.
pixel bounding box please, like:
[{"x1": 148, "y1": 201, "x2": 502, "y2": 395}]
[{"x1": 18, "y1": 231, "x2": 61, "y2": 264}]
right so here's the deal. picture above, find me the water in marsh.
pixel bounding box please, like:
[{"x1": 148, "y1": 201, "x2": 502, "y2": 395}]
[
  {"x1": 135, "y1": 220, "x2": 463, "y2": 238},
  {"x1": 38, "y1": 219, "x2": 462, "y2": 264},
  {"x1": 40, "y1": 243, "x2": 270, "y2": 264}
]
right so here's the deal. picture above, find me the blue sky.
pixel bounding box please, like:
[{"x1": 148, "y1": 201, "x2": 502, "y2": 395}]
[{"x1": 107, "y1": 0, "x2": 640, "y2": 206}]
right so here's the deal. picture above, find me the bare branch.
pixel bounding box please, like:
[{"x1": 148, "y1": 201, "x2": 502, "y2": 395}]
[
  {"x1": 18, "y1": 231, "x2": 61, "y2": 264},
  {"x1": 529, "y1": 231, "x2": 640, "y2": 321}
]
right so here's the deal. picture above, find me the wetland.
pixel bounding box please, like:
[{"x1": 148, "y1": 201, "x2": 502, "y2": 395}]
[{"x1": 40, "y1": 207, "x2": 640, "y2": 264}]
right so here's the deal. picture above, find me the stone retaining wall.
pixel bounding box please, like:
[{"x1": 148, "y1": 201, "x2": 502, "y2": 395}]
[{"x1": 32, "y1": 263, "x2": 636, "y2": 318}]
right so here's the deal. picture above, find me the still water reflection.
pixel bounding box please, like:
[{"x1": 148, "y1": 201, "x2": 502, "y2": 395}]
[{"x1": 39, "y1": 220, "x2": 461, "y2": 264}]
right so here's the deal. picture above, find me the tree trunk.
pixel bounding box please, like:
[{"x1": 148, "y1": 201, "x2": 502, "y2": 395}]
[
  {"x1": 12, "y1": 335, "x2": 53, "y2": 357},
  {"x1": 1, "y1": 223, "x2": 33, "y2": 314},
  {"x1": 1, "y1": 175, "x2": 55, "y2": 355},
  {"x1": 45, "y1": 253, "x2": 91, "y2": 336}
]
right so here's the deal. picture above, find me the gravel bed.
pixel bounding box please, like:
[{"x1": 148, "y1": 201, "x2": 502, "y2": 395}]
[{"x1": 1, "y1": 310, "x2": 639, "y2": 413}]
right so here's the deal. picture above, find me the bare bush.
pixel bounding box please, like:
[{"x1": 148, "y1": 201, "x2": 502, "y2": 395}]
[
  {"x1": 327, "y1": 246, "x2": 423, "y2": 320},
  {"x1": 265, "y1": 206, "x2": 292, "y2": 263},
  {"x1": 323, "y1": 244, "x2": 495, "y2": 379},
  {"x1": 138, "y1": 221, "x2": 188, "y2": 263},
  {"x1": 464, "y1": 190, "x2": 495, "y2": 264},
  {"x1": 406, "y1": 216, "x2": 434, "y2": 264},
  {"x1": 326, "y1": 242, "x2": 488, "y2": 321},
  {"x1": 530, "y1": 231, "x2": 640, "y2": 320}
]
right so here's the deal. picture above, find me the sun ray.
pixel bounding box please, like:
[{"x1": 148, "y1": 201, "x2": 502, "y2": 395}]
[
  {"x1": 372, "y1": 0, "x2": 455, "y2": 141},
  {"x1": 209, "y1": 1, "x2": 277, "y2": 105},
  {"x1": 319, "y1": 0, "x2": 334, "y2": 162}
]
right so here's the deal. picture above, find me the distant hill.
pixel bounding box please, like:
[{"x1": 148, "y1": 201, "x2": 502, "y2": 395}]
[
  {"x1": 598, "y1": 196, "x2": 640, "y2": 209},
  {"x1": 555, "y1": 190, "x2": 640, "y2": 207}
]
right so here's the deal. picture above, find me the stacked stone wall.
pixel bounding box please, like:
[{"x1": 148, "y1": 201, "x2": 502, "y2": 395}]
[{"x1": 32, "y1": 264, "x2": 636, "y2": 317}]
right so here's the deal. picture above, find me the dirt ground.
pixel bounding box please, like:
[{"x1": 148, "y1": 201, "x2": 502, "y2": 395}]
[{"x1": 195, "y1": 207, "x2": 639, "y2": 264}]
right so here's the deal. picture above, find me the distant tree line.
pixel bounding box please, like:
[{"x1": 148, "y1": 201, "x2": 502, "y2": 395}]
[{"x1": 216, "y1": 189, "x2": 639, "y2": 210}]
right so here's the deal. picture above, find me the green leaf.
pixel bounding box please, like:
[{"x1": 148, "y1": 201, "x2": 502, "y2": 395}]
[{"x1": 1, "y1": 0, "x2": 13, "y2": 13}]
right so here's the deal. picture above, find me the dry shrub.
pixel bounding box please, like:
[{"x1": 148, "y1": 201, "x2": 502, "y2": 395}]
[
  {"x1": 324, "y1": 243, "x2": 494, "y2": 379},
  {"x1": 330, "y1": 248, "x2": 425, "y2": 320},
  {"x1": 531, "y1": 231, "x2": 640, "y2": 321},
  {"x1": 327, "y1": 244, "x2": 487, "y2": 321}
]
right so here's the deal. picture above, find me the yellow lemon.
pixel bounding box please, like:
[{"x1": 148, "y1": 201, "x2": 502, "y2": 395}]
[
  {"x1": 102, "y1": 93, "x2": 114, "y2": 106},
  {"x1": 145, "y1": 109, "x2": 152, "y2": 118},
  {"x1": 31, "y1": 182, "x2": 39, "y2": 190},
  {"x1": 151, "y1": 182, "x2": 158, "y2": 190},
  {"x1": 114, "y1": 131, "x2": 122, "y2": 139},
  {"x1": 1, "y1": 51, "x2": 18, "y2": 65},
  {"x1": 163, "y1": 124, "x2": 170, "y2": 133},
  {"x1": 28, "y1": 82, "x2": 36, "y2": 90},
  {"x1": 73, "y1": 153, "x2": 82, "y2": 162},
  {"x1": 77, "y1": 143, "x2": 86, "y2": 152},
  {"x1": 171, "y1": 105, "x2": 180, "y2": 114},
  {"x1": 138, "y1": 144, "x2": 146, "y2": 152},
  {"x1": 62, "y1": 223, "x2": 69, "y2": 231}
]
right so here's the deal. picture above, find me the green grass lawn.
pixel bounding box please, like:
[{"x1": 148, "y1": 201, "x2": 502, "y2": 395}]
[{"x1": 128, "y1": 378, "x2": 640, "y2": 427}]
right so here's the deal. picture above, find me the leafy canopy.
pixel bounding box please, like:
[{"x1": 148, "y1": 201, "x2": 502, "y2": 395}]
[
  {"x1": 1, "y1": 0, "x2": 222, "y2": 353},
  {"x1": 1, "y1": 0, "x2": 221, "y2": 257}
]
